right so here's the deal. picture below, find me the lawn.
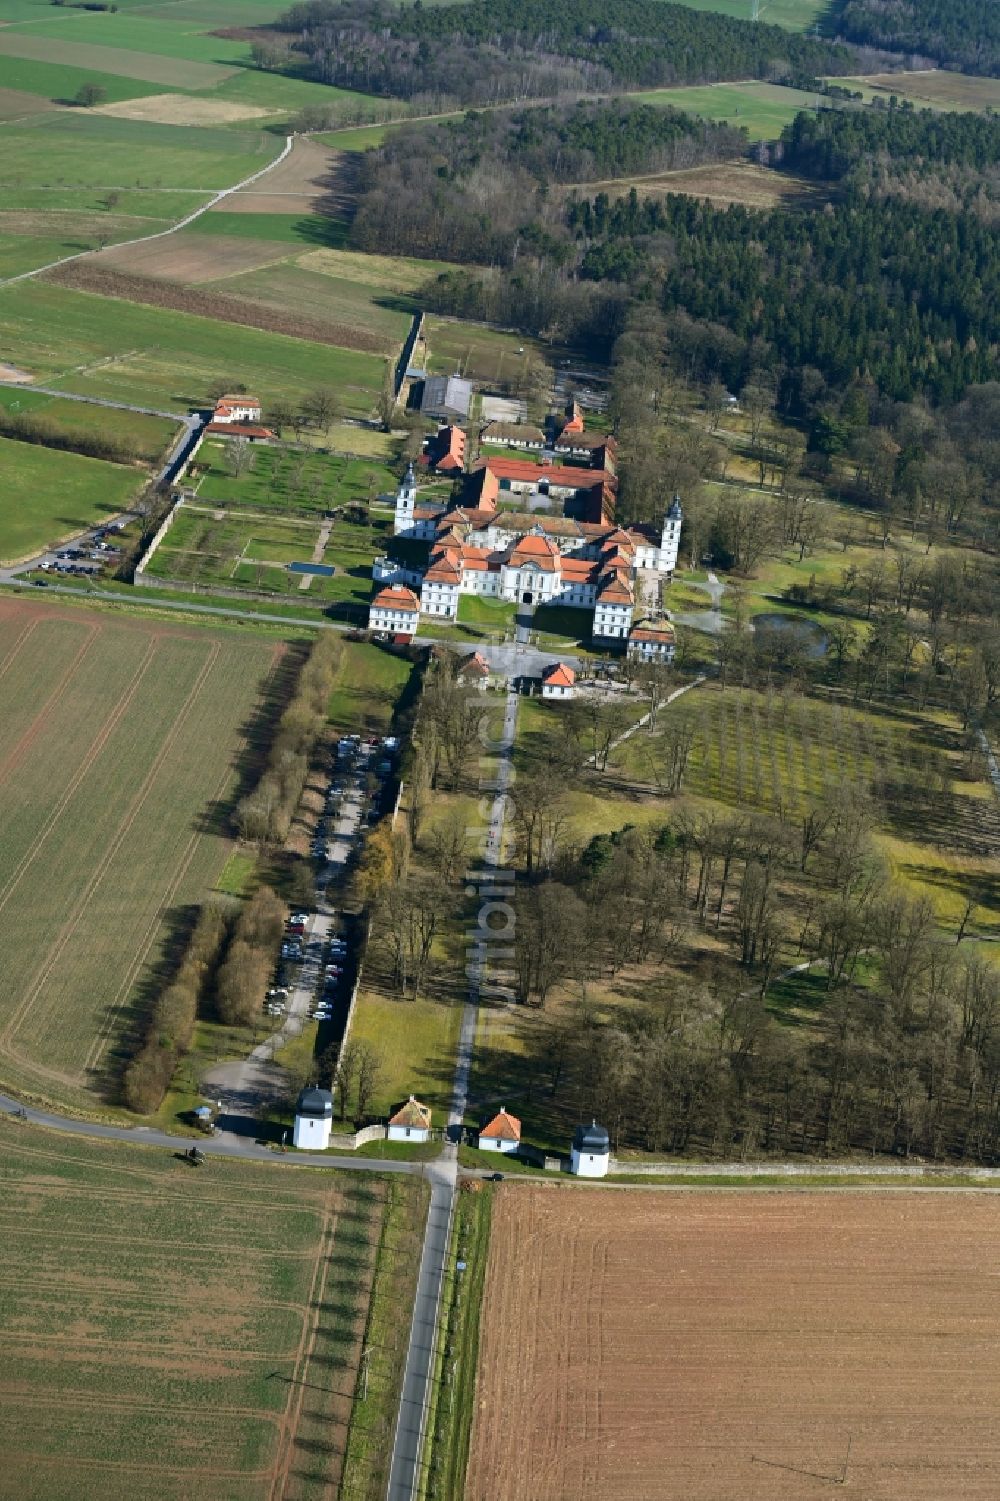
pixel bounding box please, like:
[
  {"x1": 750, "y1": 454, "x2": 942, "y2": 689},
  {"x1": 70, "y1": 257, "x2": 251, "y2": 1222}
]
[
  {"x1": 0, "y1": 596, "x2": 283, "y2": 1111},
  {"x1": 457, "y1": 595, "x2": 517, "y2": 632},
  {"x1": 327, "y1": 639, "x2": 417, "y2": 735},
  {"x1": 0, "y1": 281, "x2": 385, "y2": 414},
  {"x1": 0, "y1": 435, "x2": 143, "y2": 561},
  {"x1": 349, "y1": 987, "x2": 465, "y2": 1118},
  {"x1": 192, "y1": 441, "x2": 397, "y2": 514},
  {"x1": 531, "y1": 601, "x2": 593, "y2": 644},
  {"x1": 634, "y1": 80, "x2": 824, "y2": 139},
  {"x1": 0, "y1": 1123, "x2": 427, "y2": 1501}
]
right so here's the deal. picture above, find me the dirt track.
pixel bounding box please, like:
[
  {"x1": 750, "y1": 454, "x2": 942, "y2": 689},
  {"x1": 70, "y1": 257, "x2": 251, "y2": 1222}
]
[{"x1": 468, "y1": 1188, "x2": 1000, "y2": 1501}]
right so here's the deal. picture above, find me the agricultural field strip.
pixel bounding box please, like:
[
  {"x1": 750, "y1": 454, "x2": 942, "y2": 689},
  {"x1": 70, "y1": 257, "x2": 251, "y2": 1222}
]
[
  {"x1": 0, "y1": 638, "x2": 221, "y2": 1062},
  {"x1": 0, "y1": 607, "x2": 281, "y2": 1096},
  {"x1": 0, "y1": 126, "x2": 290, "y2": 290}
]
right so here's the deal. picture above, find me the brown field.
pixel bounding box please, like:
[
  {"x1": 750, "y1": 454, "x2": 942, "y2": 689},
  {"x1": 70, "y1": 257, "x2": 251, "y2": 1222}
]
[
  {"x1": 561, "y1": 160, "x2": 826, "y2": 209},
  {"x1": 0, "y1": 86, "x2": 60, "y2": 120},
  {"x1": 836, "y1": 69, "x2": 1000, "y2": 112},
  {"x1": 221, "y1": 138, "x2": 352, "y2": 214},
  {"x1": 0, "y1": 32, "x2": 235, "y2": 89},
  {"x1": 44, "y1": 261, "x2": 392, "y2": 355},
  {"x1": 98, "y1": 93, "x2": 278, "y2": 126},
  {"x1": 98, "y1": 230, "x2": 294, "y2": 283},
  {"x1": 468, "y1": 1188, "x2": 1000, "y2": 1501}
]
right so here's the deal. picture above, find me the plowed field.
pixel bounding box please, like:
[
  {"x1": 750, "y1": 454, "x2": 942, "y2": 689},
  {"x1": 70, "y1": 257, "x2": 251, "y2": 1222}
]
[
  {"x1": 0, "y1": 597, "x2": 282, "y2": 1111},
  {"x1": 468, "y1": 1188, "x2": 1000, "y2": 1501},
  {"x1": 0, "y1": 1126, "x2": 426, "y2": 1501}
]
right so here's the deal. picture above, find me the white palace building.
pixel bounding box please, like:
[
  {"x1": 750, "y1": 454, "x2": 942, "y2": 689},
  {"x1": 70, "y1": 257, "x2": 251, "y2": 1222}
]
[{"x1": 369, "y1": 458, "x2": 682, "y2": 650}]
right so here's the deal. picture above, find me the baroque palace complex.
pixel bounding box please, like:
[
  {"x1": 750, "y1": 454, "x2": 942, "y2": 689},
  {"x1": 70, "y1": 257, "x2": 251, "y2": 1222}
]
[{"x1": 368, "y1": 416, "x2": 682, "y2": 652}]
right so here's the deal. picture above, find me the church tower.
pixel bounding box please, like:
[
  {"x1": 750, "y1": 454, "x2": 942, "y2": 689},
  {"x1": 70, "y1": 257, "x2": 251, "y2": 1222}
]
[
  {"x1": 393, "y1": 463, "x2": 417, "y2": 536},
  {"x1": 660, "y1": 494, "x2": 682, "y2": 576}
]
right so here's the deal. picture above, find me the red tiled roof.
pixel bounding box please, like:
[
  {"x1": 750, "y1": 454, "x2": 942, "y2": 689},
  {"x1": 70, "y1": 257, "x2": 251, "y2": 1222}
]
[
  {"x1": 205, "y1": 422, "x2": 274, "y2": 438},
  {"x1": 630, "y1": 624, "x2": 676, "y2": 643},
  {"x1": 372, "y1": 586, "x2": 419, "y2": 611},
  {"x1": 480, "y1": 1107, "x2": 521, "y2": 1142},
  {"x1": 477, "y1": 458, "x2": 614, "y2": 491},
  {"x1": 425, "y1": 558, "x2": 461, "y2": 584},
  {"x1": 543, "y1": 662, "x2": 576, "y2": 688}
]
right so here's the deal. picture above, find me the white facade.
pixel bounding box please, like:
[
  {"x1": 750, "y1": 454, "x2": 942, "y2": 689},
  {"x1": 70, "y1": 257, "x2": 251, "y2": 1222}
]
[
  {"x1": 570, "y1": 1143, "x2": 610, "y2": 1177},
  {"x1": 570, "y1": 1122, "x2": 610, "y2": 1177},
  {"x1": 388, "y1": 1121, "x2": 430, "y2": 1142},
  {"x1": 659, "y1": 497, "x2": 683, "y2": 575},
  {"x1": 593, "y1": 599, "x2": 633, "y2": 639},
  {"x1": 419, "y1": 578, "x2": 459, "y2": 617},
  {"x1": 478, "y1": 1131, "x2": 519, "y2": 1154},
  {"x1": 214, "y1": 398, "x2": 261, "y2": 423},
  {"x1": 369, "y1": 593, "x2": 420, "y2": 635},
  {"x1": 293, "y1": 1088, "x2": 334, "y2": 1150}
]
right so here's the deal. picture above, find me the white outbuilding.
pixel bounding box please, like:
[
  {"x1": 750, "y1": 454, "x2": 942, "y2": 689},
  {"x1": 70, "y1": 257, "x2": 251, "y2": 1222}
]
[
  {"x1": 387, "y1": 1095, "x2": 432, "y2": 1143},
  {"x1": 478, "y1": 1106, "x2": 521, "y2": 1154},
  {"x1": 293, "y1": 1087, "x2": 334, "y2": 1150},
  {"x1": 570, "y1": 1120, "x2": 610, "y2": 1178}
]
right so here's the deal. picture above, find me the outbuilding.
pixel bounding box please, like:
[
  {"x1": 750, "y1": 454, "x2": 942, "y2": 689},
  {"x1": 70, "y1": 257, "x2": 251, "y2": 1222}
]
[
  {"x1": 387, "y1": 1094, "x2": 432, "y2": 1143},
  {"x1": 541, "y1": 662, "x2": 576, "y2": 699},
  {"x1": 478, "y1": 1106, "x2": 521, "y2": 1154},
  {"x1": 293, "y1": 1087, "x2": 334, "y2": 1150},
  {"x1": 570, "y1": 1120, "x2": 610, "y2": 1177}
]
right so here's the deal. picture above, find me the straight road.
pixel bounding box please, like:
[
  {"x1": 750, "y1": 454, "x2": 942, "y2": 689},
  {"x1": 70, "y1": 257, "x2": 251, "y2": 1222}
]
[{"x1": 386, "y1": 684, "x2": 520, "y2": 1501}]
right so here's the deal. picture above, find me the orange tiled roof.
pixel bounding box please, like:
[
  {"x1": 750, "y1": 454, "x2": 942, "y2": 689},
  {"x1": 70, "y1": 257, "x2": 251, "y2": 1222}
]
[
  {"x1": 480, "y1": 1107, "x2": 521, "y2": 1142},
  {"x1": 205, "y1": 422, "x2": 274, "y2": 438},
  {"x1": 373, "y1": 586, "x2": 420, "y2": 611},
  {"x1": 543, "y1": 662, "x2": 576, "y2": 687}
]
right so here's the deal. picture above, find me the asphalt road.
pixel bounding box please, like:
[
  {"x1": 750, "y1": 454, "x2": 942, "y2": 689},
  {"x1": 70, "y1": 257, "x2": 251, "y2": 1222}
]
[{"x1": 385, "y1": 685, "x2": 520, "y2": 1501}]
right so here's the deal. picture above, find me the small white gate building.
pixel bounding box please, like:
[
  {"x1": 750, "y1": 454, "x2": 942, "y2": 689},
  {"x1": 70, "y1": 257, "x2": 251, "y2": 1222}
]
[
  {"x1": 387, "y1": 1095, "x2": 432, "y2": 1143},
  {"x1": 478, "y1": 1106, "x2": 521, "y2": 1154},
  {"x1": 293, "y1": 1087, "x2": 334, "y2": 1150},
  {"x1": 570, "y1": 1120, "x2": 610, "y2": 1177}
]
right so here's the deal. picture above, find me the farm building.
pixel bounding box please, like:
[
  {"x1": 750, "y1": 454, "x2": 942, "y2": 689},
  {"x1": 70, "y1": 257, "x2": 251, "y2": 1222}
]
[
  {"x1": 478, "y1": 1106, "x2": 522, "y2": 1154},
  {"x1": 541, "y1": 662, "x2": 576, "y2": 699},
  {"x1": 293, "y1": 1087, "x2": 333, "y2": 1150},
  {"x1": 627, "y1": 618, "x2": 677, "y2": 662},
  {"x1": 570, "y1": 1120, "x2": 610, "y2": 1177},
  {"x1": 420, "y1": 375, "x2": 473, "y2": 422},
  {"x1": 481, "y1": 420, "x2": 546, "y2": 450},
  {"x1": 422, "y1": 424, "x2": 467, "y2": 474},
  {"x1": 212, "y1": 394, "x2": 262, "y2": 424},
  {"x1": 387, "y1": 1095, "x2": 432, "y2": 1142}
]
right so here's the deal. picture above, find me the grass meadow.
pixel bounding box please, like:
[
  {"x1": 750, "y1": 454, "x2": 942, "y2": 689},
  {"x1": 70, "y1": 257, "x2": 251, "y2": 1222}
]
[
  {"x1": 667, "y1": 0, "x2": 828, "y2": 30},
  {"x1": 0, "y1": 434, "x2": 142, "y2": 560},
  {"x1": 0, "y1": 1124, "x2": 427, "y2": 1501},
  {"x1": 0, "y1": 597, "x2": 285, "y2": 1112},
  {"x1": 0, "y1": 281, "x2": 385, "y2": 414},
  {"x1": 635, "y1": 80, "x2": 825, "y2": 139},
  {"x1": 0, "y1": 386, "x2": 176, "y2": 461},
  {"x1": 327, "y1": 639, "x2": 416, "y2": 735}
]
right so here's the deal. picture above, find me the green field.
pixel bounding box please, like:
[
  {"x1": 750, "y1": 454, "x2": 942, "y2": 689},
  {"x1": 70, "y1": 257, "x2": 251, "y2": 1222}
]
[
  {"x1": 635, "y1": 80, "x2": 824, "y2": 139},
  {"x1": 220, "y1": 262, "x2": 412, "y2": 346},
  {"x1": 0, "y1": 387, "x2": 176, "y2": 461},
  {"x1": 0, "y1": 598, "x2": 284, "y2": 1110},
  {"x1": 0, "y1": 112, "x2": 279, "y2": 191},
  {"x1": 0, "y1": 1124, "x2": 427, "y2": 1501},
  {"x1": 0, "y1": 435, "x2": 143, "y2": 560},
  {"x1": 826, "y1": 69, "x2": 1000, "y2": 113},
  {"x1": 667, "y1": 0, "x2": 827, "y2": 30},
  {"x1": 190, "y1": 209, "x2": 349, "y2": 246},
  {"x1": 0, "y1": 281, "x2": 384, "y2": 414},
  {"x1": 424, "y1": 316, "x2": 555, "y2": 387}
]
